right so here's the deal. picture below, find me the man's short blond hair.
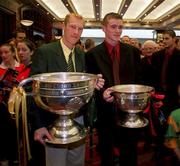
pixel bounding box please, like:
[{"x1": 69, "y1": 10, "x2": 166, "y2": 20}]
[{"x1": 64, "y1": 13, "x2": 84, "y2": 26}]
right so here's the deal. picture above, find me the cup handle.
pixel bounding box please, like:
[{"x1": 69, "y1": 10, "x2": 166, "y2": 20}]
[
  {"x1": 18, "y1": 77, "x2": 34, "y2": 96},
  {"x1": 18, "y1": 77, "x2": 34, "y2": 87}
]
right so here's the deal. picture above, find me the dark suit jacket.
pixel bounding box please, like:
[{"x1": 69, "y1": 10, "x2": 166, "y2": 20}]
[
  {"x1": 151, "y1": 48, "x2": 180, "y2": 94},
  {"x1": 85, "y1": 41, "x2": 141, "y2": 127},
  {"x1": 151, "y1": 48, "x2": 180, "y2": 115},
  {"x1": 29, "y1": 41, "x2": 85, "y2": 130},
  {"x1": 140, "y1": 57, "x2": 155, "y2": 86}
]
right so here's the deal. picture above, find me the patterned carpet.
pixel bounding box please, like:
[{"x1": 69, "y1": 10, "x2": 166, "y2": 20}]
[{"x1": 85, "y1": 128, "x2": 175, "y2": 166}]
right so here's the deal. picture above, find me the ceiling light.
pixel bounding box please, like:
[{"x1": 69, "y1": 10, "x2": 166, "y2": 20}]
[{"x1": 20, "y1": 20, "x2": 34, "y2": 26}]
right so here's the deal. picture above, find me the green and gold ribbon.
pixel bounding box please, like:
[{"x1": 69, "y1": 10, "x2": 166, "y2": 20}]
[{"x1": 8, "y1": 87, "x2": 31, "y2": 166}]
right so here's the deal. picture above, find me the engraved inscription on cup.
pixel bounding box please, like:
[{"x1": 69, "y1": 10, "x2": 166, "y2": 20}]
[{"x1": 19, "y1": 72, "x2": 98, "y2": 145}]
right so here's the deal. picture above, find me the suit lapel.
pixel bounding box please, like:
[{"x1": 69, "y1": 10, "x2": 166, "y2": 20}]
[
  {"x1": 54, "y1": 42, "x2": 68, "y2": 71},
  {"x1": 74, "y1": 48, "x2": 84, "y2": 72},
  {"x1": 99, "y1": 42, "x2": 112, "y2": 65}
]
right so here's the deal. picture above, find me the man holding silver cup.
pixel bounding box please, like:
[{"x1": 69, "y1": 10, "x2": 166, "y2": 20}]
[
  {"x1": 29, "y1": 13, "x2": 104, "y2": 166},
  {"x1": 86, "y1": 12, "x2": 142, "y2": 166}
]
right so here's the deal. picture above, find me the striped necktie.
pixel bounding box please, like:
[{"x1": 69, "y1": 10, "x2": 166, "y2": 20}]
[{"x1": 67, "y1": 52, "x2": 74, "y2": 72}]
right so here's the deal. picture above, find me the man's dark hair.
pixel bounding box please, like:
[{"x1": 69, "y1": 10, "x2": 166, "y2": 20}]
[
  {"x1": 163, "y1": 30, "x2": 176, "y2": 38},
  {"x1": 14, "y1": 28, "x2": 26, "y2": 37},
  {"x1": 85, "y1": 38, "x2": 95, "y2": 50}
]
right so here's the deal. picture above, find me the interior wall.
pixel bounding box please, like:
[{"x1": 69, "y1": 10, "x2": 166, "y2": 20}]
[{"x1": 0, "y1": 6, "x2": 17, "y2": 44}]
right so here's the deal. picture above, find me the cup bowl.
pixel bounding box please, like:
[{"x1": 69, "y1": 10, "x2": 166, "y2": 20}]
[{"x1": 112, "y1": 84, "x2": 154, "y2": 113}]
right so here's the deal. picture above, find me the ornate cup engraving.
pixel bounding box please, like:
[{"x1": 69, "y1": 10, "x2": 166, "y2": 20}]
[{"x1": 112, "y1": 84, "x2": 154, "y2": 128}]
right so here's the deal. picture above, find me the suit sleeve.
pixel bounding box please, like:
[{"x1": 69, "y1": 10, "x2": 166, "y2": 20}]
[
  {"x1": 28, "y1": 46, "x2": 57, "y2": 131},
  {"x1": 30, "y1": 47, "x2": 48, "y2": 75}
]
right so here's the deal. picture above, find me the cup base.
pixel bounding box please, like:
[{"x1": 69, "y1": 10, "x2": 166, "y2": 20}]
[
  {"x1": 45, "y1": 123, "x2": 86, "y2": 148},
  {"x1": 118, "y1": 115, "x2": 148, "y2": 128}
]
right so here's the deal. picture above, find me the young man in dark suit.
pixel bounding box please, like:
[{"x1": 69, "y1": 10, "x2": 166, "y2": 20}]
[
  {"x1": 30, "y1": 13, "x2": 104, "y2": 166},
  {"x1": 151, "y1": 30, "x2": 180, "y2": 117},
  {"x1": 86, "y1": 12, "x2": 141, "y2": 166},
  {"x1": 150, "y1": 30, "x2": 180, "y2": 161}
]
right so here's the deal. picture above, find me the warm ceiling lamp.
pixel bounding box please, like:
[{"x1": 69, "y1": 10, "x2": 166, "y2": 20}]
[{"x1": 20, "y1": 20, "x2": 34, "y2": 26}]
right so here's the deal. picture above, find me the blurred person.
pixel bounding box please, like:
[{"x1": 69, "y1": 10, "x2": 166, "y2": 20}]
[
  {"x1": 156, "y1": 40, "x2": 165, "y2": 51},
  {"x1": 75, "y1": 39, "x2": 84, "y2": 51},
  {"x1": 0, "y1": 43, "x2": 29, "y2": 166},
  {"x1": 86, "y1": 12, "x2": 141, "y2": 166},
  {"x1": 30, "y1": 13, "x2": 104, "y2": 166},
  {"x1": 0, "y1": 43, "x2": 26, "y2": 81},
  {"x1": 141, "y1": 40, "x2": 157, "y2": 64},
  {"x1": 165, "y1": 85, "x2": 180, "y2": 165},
  {"x1": 84, "y1": 38, "x2": 95, "y2": 52},
  {"x1": 140, "y1": 40, "x2": 160, "y2": 149},
  {"x1": 17, "y1": 39, "x2": 36, "y2": 76},
  {"x1": 14, "y1": 28, "x2": 26, "y2": 44},
  {"x1": 151, "y1": 30, "x2": 180, "y2": 161},
  {"x1": 121, "y1": 35, "x2": 131, "y2": 44},
  {"x1": 130, "y1": 38, "x2": 140, "y2": 49},
  {"x1": 151, "y1": 30, "x2": 180, "y2": 116},
  {"x1": 33, "y1": 35, "x2": 46, "y2": 48},
  {"x1": 8, "y1": 28, "x2": 27, "y2": 63},
  {"x1": 165, "y1": 107, "x2": 180, "y2": 166}
]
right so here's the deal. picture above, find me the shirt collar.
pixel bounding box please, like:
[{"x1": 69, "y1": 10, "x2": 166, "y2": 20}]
[
  {"x1": 165, "y1": 46, "x2": 175, "y2": 56},
  {"x1": 60, "y1": 38, "x2": 75, "y2": 56},
  {"x1": 104, "y1": 40, "x2": 120, "y2": 54},
  {"x1": 0, "y1": 60, "x2": 20, "y2": 69}
]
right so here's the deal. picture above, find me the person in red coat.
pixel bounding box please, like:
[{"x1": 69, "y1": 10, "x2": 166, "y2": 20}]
[{"x1": 0, "y1": 43, "x2": 30, "y2": 165}]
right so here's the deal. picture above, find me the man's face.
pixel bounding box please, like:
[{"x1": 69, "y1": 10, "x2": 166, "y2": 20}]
[
  {"x1": 163, "y1": 33, "x2": 175, "y2": 48},
  {"x1": 142, "y1": 43, "x2": 156, "y2": 57},
  {"x1": 16, "y1": 32, "x2": 26, "y2": 42},
  {"x1": 103, "y1": 18, "x2": 123, "y2": 45},
  {"x1": 63, "y1": 16, "x2": 84, "y2": 48},
  {"x1": 122, "y1": 36, "x2": 130, "y2": 44}
]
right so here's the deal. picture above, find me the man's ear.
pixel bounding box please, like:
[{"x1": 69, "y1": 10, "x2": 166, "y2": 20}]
[
  {"x1": 62, "y1": 22, "x2": 65, "y2": 31},
  {"x1": 102, "y1": 25, "x2": 105, "y2": 33}
]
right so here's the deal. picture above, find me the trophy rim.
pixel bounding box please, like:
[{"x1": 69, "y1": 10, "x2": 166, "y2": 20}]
[
  {"x1": 111, "y1": 84, "x2": 154, "y2": 94},
  {"x1": 31, "y1": 72, "x2": 98, "y2": 83}
]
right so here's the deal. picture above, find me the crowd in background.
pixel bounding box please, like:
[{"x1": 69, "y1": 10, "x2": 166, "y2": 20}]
[{"x1": 0, "y1": 17, "x2": 180, "y2": 166}]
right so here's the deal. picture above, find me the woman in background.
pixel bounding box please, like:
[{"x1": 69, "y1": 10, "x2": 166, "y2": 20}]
[{"x1": 17, "y1": 39, "x2": 36, "y2": 79}]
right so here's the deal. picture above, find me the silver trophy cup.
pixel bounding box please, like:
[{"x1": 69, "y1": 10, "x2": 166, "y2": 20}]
[
  {"x1": 19, "y1": 72, "x2": 98, "y2": 147},
  {"x1": 111, "y1": 84, "x2": 154, "y2": 128}
]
